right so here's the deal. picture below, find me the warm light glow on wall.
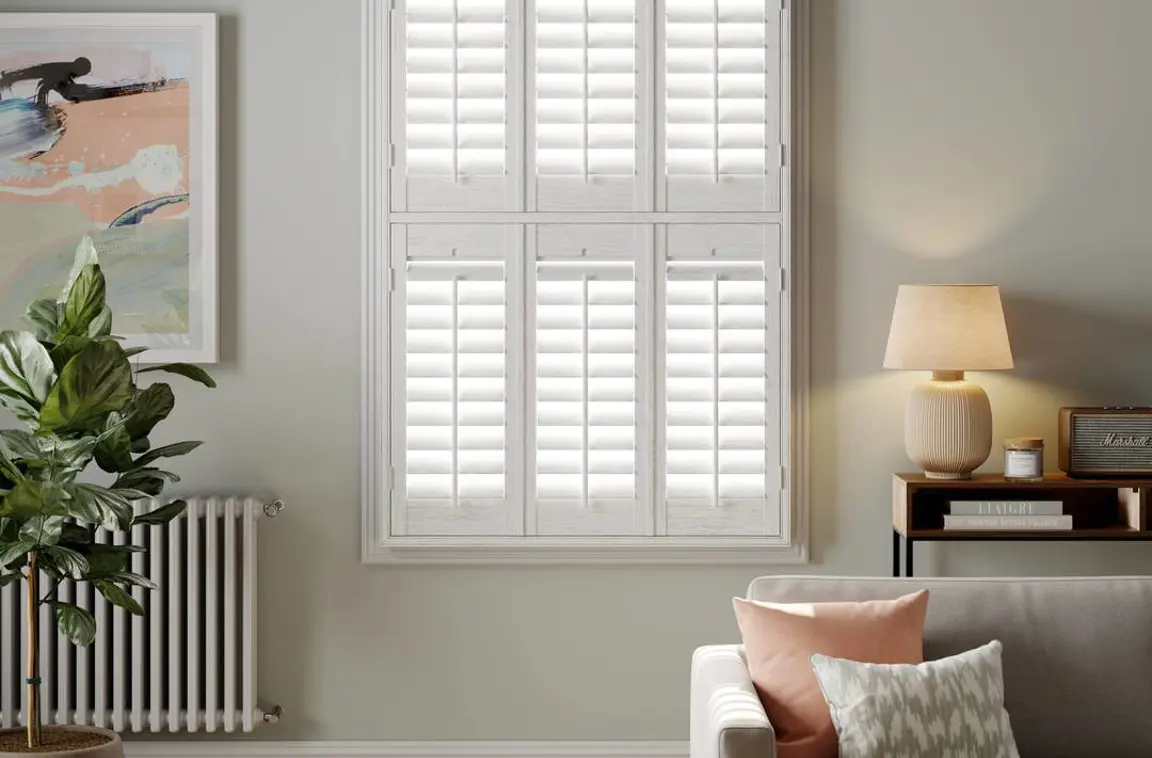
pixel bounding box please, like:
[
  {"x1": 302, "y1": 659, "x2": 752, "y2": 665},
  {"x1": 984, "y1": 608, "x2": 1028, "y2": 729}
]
[{"x1": 851, "y1": 89, "x2": 1070, "y2": 259}]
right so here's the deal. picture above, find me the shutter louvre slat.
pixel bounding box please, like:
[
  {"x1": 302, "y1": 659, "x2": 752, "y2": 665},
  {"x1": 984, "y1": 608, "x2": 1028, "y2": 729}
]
[
  {"x1": 533, "y1": 0, "x2": 641, "y2": 209},
  {"x1": 402, "y1": 0, "x2": 511, "y2": 207},
  {"x1": 536, "y1": 257, "x2": 637, "y2": 511},
  {"x1": 663, "y1": 0, "x2": 780, "y2": 211},
  {"x1": 665, "y1": 246, "x2": 772, "y2": 523},
  {"x1": 404, "y1": 257, "x2": 508, "y2": 508}
]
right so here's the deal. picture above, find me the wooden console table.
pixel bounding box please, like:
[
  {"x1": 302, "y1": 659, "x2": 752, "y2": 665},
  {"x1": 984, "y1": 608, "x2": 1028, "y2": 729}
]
[{"x1": 892, "y1": 473, "x2": 1152, "y2": 576}]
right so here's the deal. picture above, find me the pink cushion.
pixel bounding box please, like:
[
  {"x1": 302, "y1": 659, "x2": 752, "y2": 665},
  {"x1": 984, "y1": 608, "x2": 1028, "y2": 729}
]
[{"x1": 732, "y1": 590, "x2": 929, "y2": 758}]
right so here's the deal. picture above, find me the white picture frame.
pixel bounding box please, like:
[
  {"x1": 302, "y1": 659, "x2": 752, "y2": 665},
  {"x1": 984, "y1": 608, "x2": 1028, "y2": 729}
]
[{"x1": 0, "y1": 13, "x2": 218, "y2": 363}]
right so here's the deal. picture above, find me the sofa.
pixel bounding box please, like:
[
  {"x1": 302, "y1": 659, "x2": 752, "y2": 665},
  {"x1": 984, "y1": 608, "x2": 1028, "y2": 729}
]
[{"x1": 690, "y1": 576, "x2": 1152, "y2": 758}]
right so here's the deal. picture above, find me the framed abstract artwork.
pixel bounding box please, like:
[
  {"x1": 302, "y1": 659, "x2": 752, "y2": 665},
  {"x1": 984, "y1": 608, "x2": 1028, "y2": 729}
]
[{"x1": 0, "y1": 14, "x2": 217, "y2": 363}]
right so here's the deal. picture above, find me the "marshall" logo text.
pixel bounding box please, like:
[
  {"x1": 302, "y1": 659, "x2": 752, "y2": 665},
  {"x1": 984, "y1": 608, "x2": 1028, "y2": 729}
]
[{"x1": 1100, "y1": 433, "x2": 1152, "y2": 448}]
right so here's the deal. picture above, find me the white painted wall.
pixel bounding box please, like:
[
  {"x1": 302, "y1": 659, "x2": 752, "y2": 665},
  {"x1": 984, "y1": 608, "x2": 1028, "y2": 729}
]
[{"x1": 4, "y1": 0, "x2": 1152, "y2": 741}]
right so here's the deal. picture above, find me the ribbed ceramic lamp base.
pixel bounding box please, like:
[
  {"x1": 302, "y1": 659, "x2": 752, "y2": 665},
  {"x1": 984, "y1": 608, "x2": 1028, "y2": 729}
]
[{"x1": 905, "y1": 371, "x2": 993, "y2": 480}]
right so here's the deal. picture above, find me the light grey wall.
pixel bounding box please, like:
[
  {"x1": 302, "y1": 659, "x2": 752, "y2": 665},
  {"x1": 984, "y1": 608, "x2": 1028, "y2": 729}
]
[{"x1": 5, "y1": 0, "x2": 1152, "y2": 742}]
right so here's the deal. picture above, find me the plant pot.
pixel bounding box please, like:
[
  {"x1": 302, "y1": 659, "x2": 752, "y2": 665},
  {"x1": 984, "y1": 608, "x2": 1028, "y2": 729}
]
[{"x1": 0, "y1": 726, "x2": 122, "y2": 757}]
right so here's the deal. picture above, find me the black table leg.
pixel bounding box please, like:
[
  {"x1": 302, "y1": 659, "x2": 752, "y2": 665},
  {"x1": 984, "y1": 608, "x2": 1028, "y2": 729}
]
[
  {"x1": 892, "y1": 529, "x2": 901, "y2": 577},
  {"x1": 905, "y1": 537, "x2": 914, "y2": 578}
]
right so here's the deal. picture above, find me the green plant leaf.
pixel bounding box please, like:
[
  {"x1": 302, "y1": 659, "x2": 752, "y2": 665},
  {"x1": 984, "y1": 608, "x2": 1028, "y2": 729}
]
[
  {"x1": 94, "y1": 412, "x2": 134, "y2": 473},
  {"x1": 0, "y1": 429, "x2": 40, "y2": 461},
  {"x1": 66, "y1": 484, "x2": 133, "y2": 531},
  {"x1": 60, "y1": 491, "x2": 100, "y2": 524},
  {"x1": 39, "y1": 341, "x2": 133, "y2": 433},
  {"x1": 3, "y1": 480, "x2": 41, "y2": 517},
  {"x1": 0, "y1": 437, "x2": 24, "y2": 486},
  {"x1": 132, "y1": 499, "x2": 186, "y2": 527},
  {"x1": 122, "y1": 346, "x2": 148, "y2": 359},
  {"x1": 25, "y1": 299, "x2": 62, "y2": 342},
  {"x1": 134, "y1": 441, "x2": 202, "y2": 467},
  {"x1": 82, "y1": 544, "x2": 131, "y2": 575},
  {"x1": 19, "y1": 515, "x2": 65, "y2": 546},
  {"x1": 40, "y1": 435, "x2": 97, "y2": 475},
  {"x1": 118, "y1": 476, "x2": 164, "y2": 497},
  {"x1": 130, "y1": 437, "x2": 150, "y2": 454},
  {"x1": 55, "y1": 602, "x2": 96, "y2": 646},
  {"x1": 113, "y1": 468, "x2": 178, "y2": 497},
  {"x1": 0, "y1": 431, "x2": 95, "y2": 477},
  {"x1": 101, "y1": 570, "x2": 157, "y2": 590},
  {"x1": 0, "y1": 571, "x2": 21, "y2": 588},
  {"x1": 0, "y1": 540, "x2": 33, "y2": 568},
  {"x1": 87, "y1": 306, "x2": 113, "y2": 338},
  {"x1": 0, "y1": 330, "x2": 56, "y2": 422},
  {"x1": 42, "y1": 545, "x2": 89, "y2": 579},
  {"x1": 56, "y1": 263, "x2": 106, "y2": 341},
  {"x1": 111, "y1": 487, "x2": 150, "y2": 502},
  {"x1": 58, "y1": 236, "x2": 99, "y2": 305},
  {"x1": 136, "y1": 363, "x2": 217, "y2": 388},
  {"x1": 2, "y1": 480, "x2": 67, "y2": 519},
  {"x1": 58, "y1": 522, "x2": 92, "y2": 546},
  {"x1": 49, "y1": 336, "x2": 91, "y2": 373},
  {"x1": 95, "y1": 580, "x2": 144, "y2": 616},
  {"x1": 123, "y1": 384, "x2": 174, "y2": 441}
]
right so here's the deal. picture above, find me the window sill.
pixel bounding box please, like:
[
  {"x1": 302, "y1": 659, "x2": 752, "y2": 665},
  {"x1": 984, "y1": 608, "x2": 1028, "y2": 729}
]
[{"x1": 361, "y1": 535, "x2": 809, "y2": 565}]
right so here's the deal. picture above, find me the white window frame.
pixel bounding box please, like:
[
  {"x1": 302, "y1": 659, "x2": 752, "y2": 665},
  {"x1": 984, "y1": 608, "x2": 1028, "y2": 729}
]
[{"x1": 361, "y1": 0, "x2": 810, "y2": 564}]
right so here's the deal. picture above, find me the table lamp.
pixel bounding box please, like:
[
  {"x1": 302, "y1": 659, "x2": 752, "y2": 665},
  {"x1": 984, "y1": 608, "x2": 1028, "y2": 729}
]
[{"x1": 883, "y1": 285, "x2": 1013, "y2": 479}]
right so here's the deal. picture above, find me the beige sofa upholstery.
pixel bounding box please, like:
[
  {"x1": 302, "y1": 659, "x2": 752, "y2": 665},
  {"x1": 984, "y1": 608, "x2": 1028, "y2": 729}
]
[{"x1": 690, "y1": 576, "x2": 1152, "y2": 758}]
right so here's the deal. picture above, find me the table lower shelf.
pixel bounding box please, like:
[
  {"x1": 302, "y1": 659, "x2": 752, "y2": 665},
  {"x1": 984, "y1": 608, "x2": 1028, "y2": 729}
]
[
  {"x1": 892, "y1": 527, "x2": 1152, "y2": 577},
  {"x1": 899, "y1": 526, "x2": 1152, "y2": 540}
]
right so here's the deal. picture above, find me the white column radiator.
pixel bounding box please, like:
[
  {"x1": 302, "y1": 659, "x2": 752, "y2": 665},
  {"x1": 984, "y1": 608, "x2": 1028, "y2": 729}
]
[{"x1": 0, "y1": 496, "x2": 283, "y2": 734}]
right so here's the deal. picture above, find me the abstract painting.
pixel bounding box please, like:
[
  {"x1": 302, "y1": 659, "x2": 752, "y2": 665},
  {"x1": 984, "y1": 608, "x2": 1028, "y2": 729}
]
[{"x1": 0, "y1": 14, "x2": 217, "y2": 362}]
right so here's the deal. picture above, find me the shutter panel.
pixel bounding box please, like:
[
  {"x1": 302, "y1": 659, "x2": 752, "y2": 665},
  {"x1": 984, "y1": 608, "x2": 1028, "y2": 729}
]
[
  {"x1": 392, "y1": 225, "x2": 519, "y2": 535},
  {"x1": 530, "y1": 0, "x2": 651, "y2": 210},
  {"x1": 532, "y1": 225, "x2": 651, "y2": 535},
  {"x1": 663, "y1": 224, "x2": 781, "y2": 536},
  {"x1": 393, "y1": 0, "x2": 520, "y2": 211},
  {"x1": 661, "y1": 0, "x2": 782, "y2": 211}
]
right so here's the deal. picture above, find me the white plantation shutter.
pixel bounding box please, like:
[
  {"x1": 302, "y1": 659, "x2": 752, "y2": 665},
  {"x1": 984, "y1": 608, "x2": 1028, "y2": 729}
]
[
  {"x1": 662, "y1": 0, "x2": 783, "y2": 211},
  {"x1": 393, "y1": 0, "x2": 519, "y2": 210},
  {"x1": 531, "y1": 225, "x2": 651, "y2": 535},
  {"x1": 530, "y1": 0, "x2": 650, "y2": 210},
  {"x1": 369, "y1": 0, "x2": 802, "y2": 561},
  {"x1": 662, "y1": 224, "x2": 782, "y2": 536},
  {"x1": 391, "y1": 225, "x2": 520, "y2": 536}
]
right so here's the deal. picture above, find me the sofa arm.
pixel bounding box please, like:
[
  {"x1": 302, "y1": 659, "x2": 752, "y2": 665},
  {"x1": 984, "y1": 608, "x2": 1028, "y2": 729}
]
[{"x1": 690, "y1": 645, "x2": 776, "y2": 758}]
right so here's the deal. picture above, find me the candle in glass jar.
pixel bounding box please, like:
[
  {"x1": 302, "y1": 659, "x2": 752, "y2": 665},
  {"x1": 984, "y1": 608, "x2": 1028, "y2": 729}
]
[{"x1": 1004, "y1": 437, "x2": 1044, "y2": 482}]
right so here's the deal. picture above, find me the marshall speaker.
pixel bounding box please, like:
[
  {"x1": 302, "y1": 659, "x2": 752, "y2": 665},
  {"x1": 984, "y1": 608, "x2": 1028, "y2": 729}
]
[{"x1": 1059, "y1": 407, "x2": 1152, "y2": 477}]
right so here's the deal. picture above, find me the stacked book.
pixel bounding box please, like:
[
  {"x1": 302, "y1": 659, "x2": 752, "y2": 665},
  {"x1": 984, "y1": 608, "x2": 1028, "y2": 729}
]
[{"x1": 944, "y1": 500, "x2": 1071, "y2": 531}]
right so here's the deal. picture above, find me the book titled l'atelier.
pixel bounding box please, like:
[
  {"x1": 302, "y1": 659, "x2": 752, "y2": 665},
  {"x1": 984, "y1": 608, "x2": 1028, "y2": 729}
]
[{"x1": 949, "y1": 500, "x2": 1063, "y2": 516}]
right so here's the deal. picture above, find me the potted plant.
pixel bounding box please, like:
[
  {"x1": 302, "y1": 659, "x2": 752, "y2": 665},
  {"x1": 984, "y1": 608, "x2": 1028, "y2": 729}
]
[{"x1": 0, "y1": 238, "x2": 215, "y2": 756}]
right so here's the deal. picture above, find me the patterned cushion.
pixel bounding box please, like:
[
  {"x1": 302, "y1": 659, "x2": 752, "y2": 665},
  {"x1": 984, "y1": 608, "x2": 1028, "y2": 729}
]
[{"x1": 810, "y1": 640, "x2": 1019, "y2": 758}]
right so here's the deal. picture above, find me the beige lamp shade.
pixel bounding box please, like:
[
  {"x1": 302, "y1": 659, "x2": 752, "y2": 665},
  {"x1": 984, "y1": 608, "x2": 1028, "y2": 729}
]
[{"x1": 883, "y1": 285, "x2": 1013, "y2": 372}]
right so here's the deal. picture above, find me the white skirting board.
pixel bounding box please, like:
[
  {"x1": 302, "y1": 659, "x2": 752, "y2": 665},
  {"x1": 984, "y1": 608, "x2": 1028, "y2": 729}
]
[{"x1": 124, "y1": 741, "x2": 688, "y2": 758}]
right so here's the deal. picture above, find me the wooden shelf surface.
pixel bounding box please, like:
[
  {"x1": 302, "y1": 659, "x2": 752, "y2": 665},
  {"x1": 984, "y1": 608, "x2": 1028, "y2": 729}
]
[
  {"x1": 903, "y1": 526, "x2": 1147, "y2": 540},
  {"x1": 895, "y1": 473, "x2": 1152, "y2": 489}
]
